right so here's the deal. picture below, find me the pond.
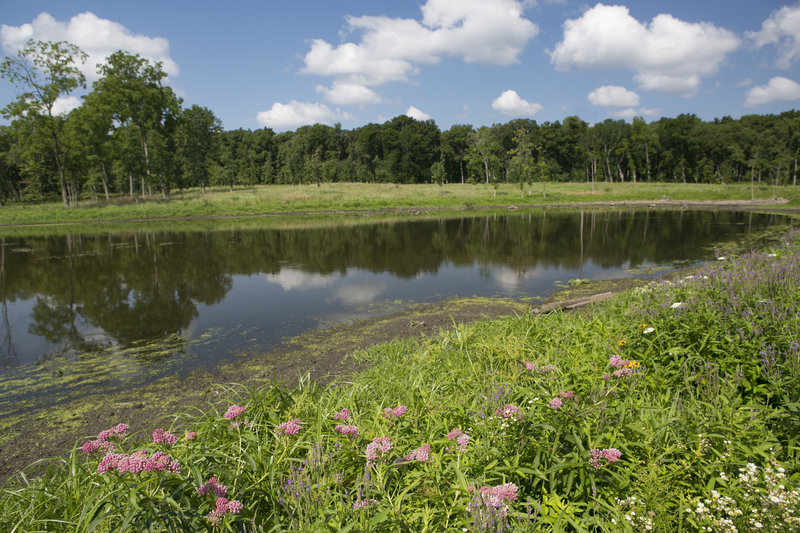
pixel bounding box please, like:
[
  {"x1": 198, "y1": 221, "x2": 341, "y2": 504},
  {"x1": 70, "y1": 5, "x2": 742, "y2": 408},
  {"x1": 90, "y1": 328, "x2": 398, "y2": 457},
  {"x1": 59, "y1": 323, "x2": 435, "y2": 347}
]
[{"x1": 0, "y1": 208, "x2": 793, "y2": 419}]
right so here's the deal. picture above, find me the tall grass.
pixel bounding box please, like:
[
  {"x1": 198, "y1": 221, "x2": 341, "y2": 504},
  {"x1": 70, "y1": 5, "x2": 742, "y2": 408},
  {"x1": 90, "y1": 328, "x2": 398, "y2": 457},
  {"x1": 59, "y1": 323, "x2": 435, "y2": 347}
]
[
  {"x1": 1, "y1": 234, "x2": 799, "y2": 531},
  {"x1": 1, "y1": 182, "x2": 797, "y2": 226}
]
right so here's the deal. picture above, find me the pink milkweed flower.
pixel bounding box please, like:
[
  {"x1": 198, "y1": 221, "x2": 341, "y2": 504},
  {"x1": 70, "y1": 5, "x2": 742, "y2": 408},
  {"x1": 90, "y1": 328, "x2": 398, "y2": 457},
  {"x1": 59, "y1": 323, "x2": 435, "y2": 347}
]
[
  {"x1": 151, "y1": 428, "x2": 178, "y2": 445},
  {"x1": 549, "y1": 397, "x2": 563, "y2": 410},
  {"x1": 404, "y1": 444, "x2": 431, "y2": 463},
  {"x1": 335, "y1": 424, "x2": 360, "y2": 438},
  {"x1": 538, "y1": 364, "x2": 556, "y2": 374},
  {"x1": 275, "y1": 418, "x2": 303, "y2": 435},
  {"x1": 96, "y1": 423, "x2": 129, "y2": 442},
  {"x1": 456, "y1": 434, "x2": 470, "y2": 452},
  {"x1": 81, "y1": 439, "x2": 115, "y2": 454},
  {"x1": 383, "y1": 405, "x2": 408, "y2": 419},
  {"x1": 197, "y1": 477, "x2": 228, "y2": 498},
  {"x1": 223, "y1": 405, "x2": 246, "y2": 420},
  {"x1": 523, "y1": 361, "x2": 536, "y2": 371},
  {"x1": 366, "y1": 437, "x2": 392, "y2": 461},
  {"x1": 144, "y1": 451, "x2": 180, "y2": 473},
  {"x1": 333, "y1": 408, "x2": 351, "y2": 421},
  {"x1": 560, "y1": 391, "x2": 575, "y2": 399},
  {"x1": 588, "y1": 448, "x2": 622, "y2": 468},
  {"x1": 353, "y1": 498, "x2": 378, "y2": 510},
  {"x1": 496, "y1": 404, "x2": 520, "y2": 418},
  {"x1": 184, "y1": 431, "x2": 197, "y2": 442},
  {"x1": 447, "y1": 428, "x2": 463, "y2": 440},
  {"x1": 609, "y1": 354, "x2": 625, "y2": 368}
]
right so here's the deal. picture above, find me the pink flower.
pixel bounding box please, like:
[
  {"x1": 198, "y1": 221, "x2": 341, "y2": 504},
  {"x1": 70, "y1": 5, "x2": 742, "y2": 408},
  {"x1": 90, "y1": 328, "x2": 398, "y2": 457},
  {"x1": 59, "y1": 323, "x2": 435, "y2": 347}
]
[
  {"x1": 81, "y1": 439, "x2": 115, "y2": 454},
  {"x1": 496, "y1": 404, "x2": 520, "y2": 418},
  {"x1": 538, "y1": 364, "x2": 556, "y2": 374},
  {"x1": 215, "y1": 497, "x2": 243, "y2": 514},
  {"x1": 447, "y1": 428, "x2": 463, "y2": 440},
  {"x1": 335, "y1": 424, "x2": 360, "y2": 438},
  {"x1": 382, "y1": 405, "x2": 408, "y2": 419},
  {"x1": 404, "y1": 444, "x2": 431, "y2": 463},
  {"x1": 560, "y1": 391, "x2": 575, "y2": 399},
  {"x1": 456, "y1": 434, "x2": 470, "y2": 452},
  {"x1": 184, "y1": 431, "x2": 197, "y2": 441},
  {"x1": 97, "y1": 452, "x2": 125, "y2": 473},
  {"x1": 613, "y1": 367, "x2": 634, "y2": 378},
  {"x1": 352, "y1": 498, "x2": 378, "y2": 510},
  {"x1": 549, "y1": 397, "x2": 563, "y2": 410},
  {"x1": 223, "y1": 405, "x2": 246, "y2": 420},
  {"x1": 197, "y1": 477, "x2": 228, "y2": 498},
  {"x1": 365, "y1": 437, "x2": 393, "y2": 461},
  {"x1": 151, "y1": 428, "x2": 178, "y2": 445},
  {"x1": 523, "y1": 361, "x2": 536, "y2": 371},
  {"x1": 275, "y1": 418, "x2": 303, "y2": 435},
  {"x1": 206, "y1": 510, "x2": 223, "y2": 526},
  {"x1": 96, "y1": 423, "x2": 129, "y2": 442},
  {"x1": 144, "y1": 451, "x2": 180, "y2": 473},
  {"x1": 609, "y1": 354, "x2": 625, "y2": 368},
  {"x1": 333, "y1": 408, "x2": 351, "y2": 421},
  {"x1": 588, "y1": 448, "x2": 622, "y2": 468}
]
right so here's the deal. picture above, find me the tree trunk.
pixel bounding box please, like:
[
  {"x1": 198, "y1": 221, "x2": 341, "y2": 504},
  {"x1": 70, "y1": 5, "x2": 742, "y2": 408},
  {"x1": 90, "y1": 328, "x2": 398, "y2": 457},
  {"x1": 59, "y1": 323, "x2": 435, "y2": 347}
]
[
  {"x1": 100, "y1": 163, "x2": 111, "y2": 201},
  {"x1": 52, "y1": 133, "x2": 69, "y2": 207},
  {"x1": 644, "y1": 142, "x2": 651, "y2": 182}
]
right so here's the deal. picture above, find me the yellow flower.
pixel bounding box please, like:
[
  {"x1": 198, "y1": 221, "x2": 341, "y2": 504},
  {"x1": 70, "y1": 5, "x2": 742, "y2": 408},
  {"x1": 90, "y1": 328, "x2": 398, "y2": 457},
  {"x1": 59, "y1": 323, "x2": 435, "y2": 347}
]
[
  {"x1": 618, "y1": 339, "x2": 628, "y2": 346},
  {"x1": 639, "y1": 323, "x2": 648, "y2": 329},
  {"x1": 625, "y1": 360, "x2": 641, "y2": 369}
]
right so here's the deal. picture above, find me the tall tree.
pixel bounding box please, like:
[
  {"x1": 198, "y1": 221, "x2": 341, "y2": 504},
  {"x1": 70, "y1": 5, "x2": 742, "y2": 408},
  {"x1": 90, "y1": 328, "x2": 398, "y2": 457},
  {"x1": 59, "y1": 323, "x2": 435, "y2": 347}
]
[
  {"x1": 177, "y1": 105, "x2": 222, "y2": 192},
  {"x1": 0, "y1": 39, "x2": 87, "y2": 206}
]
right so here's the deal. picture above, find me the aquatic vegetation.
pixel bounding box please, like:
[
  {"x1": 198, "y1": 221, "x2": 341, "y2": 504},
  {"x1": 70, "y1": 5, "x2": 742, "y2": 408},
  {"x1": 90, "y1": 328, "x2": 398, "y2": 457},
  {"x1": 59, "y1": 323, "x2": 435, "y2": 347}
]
[{"x1": 1, "y1": 234, "x2": 799, "y2": 531}]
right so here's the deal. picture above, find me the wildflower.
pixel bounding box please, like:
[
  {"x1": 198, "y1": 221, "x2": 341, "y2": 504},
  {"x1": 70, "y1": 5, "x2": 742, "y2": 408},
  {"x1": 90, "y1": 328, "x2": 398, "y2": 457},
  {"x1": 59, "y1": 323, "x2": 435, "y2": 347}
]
[
  {"x1": 618, "y1": 339, "x2": 628, "y2": 346},
  {"x1": 404, "y1": 444, "x2": 431, "y2": 463},
  {"x1": 353, "y1": 498, "x2": 378, "y2": 510},
  {"x1": 670, "y1": 302, "x2": 685, "y2": 309},
  {"x1": 538, "y1": 364, "x2": 556, "y2": 374},
  {"x1": 624, "y1": 360, "x2": 641, "y2": 369},
  {"x1": 549, "y1": 397, "x2": 563, "y2": 410},
  {"x1": 97, "y1": 452, "x2": 125, "y2": 473},
  {"x1": 643, "y1": 327, "x2": 655, "y2": 334},
  {"x1": 335, "y1": 424, "x2": 360, "y2": 438},
  {"x1": 223, "y1": 405, "x2": 246, "y2": 420},
  {"x1": 456, "y1": 434, "x2": 470, "y2": 452},
  {"x1": 609, "y1": 354, "x2": 625, "y2": 368},
  {"x1": 333, "y1": 408, "x2": 351, "y2": 421},
  {"x1": 207, "y1": 497, "x2": 243, "y2": 526},
  {"x1": 144, "y1": 451, "x2": 180, "y2": 473},
  {"x1": 588, "y1": 448, "x2": 622, "y2": 468},
  {"x1": 184, "y1": 431, "x2": 197, "y2": 441},
  {"x1": 151, "y1": 428, "x2": 178, "y2": 445},
  {"x1": 366, "y1": 437, "x2": 393, "y2": 461},
  {"x1": 81, "y1": 439, "x2": 115, "y2": 454},
  {"x1": 523, "y1": 361, "x2": 536, "y2": 371},
  {"x1": 275, "y1": 418, "x2": 303, "y2": 435},
  {"x1": 495, "y1": 404, "x2": 521, "y2": 418},
  {"x1": 382, "y1": 405, "x2": 408, "y2": 419},
  {"x1": 560, "y1": 391, "x2": 575, "y2": 399},
  {"x1": 447, "y1": 428, "x2": 463, "y2": 440},
  {"x1": 197, "y1": 477, "x2": 228, "y2": 498},
  {"x1": 96, "y1": 423, "x2": 129, "y2": 442}
]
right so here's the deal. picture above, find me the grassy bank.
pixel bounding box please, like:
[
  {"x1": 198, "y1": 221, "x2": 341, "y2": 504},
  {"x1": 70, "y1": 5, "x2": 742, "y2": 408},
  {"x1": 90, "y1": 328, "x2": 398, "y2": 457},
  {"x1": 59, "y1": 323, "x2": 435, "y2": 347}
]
[
  {"x1": 2, "y1": 233, "x2": 799, "y2": 531},
  {"x1": 1, "y1": 182, "x2": 798, "y2": 227}
]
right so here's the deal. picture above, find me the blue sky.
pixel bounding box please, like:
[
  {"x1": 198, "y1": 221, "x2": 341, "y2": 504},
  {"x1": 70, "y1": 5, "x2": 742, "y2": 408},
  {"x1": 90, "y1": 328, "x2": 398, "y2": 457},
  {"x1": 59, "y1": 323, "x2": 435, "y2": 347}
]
[{"x1": 1, "y1": 1, "x2": 799, "y2": 132}]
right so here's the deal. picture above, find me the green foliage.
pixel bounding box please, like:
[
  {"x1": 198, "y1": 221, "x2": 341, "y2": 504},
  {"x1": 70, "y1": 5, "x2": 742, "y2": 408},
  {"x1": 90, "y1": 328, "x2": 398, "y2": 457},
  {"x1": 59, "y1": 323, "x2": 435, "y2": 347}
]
[{"x1": 2, "y1": 236, "x2": 799, "y2": 531}]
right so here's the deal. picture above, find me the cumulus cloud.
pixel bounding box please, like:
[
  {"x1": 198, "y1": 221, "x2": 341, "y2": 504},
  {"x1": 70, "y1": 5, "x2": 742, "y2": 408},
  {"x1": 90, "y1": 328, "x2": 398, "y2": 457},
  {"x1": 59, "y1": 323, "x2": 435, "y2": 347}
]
[
  {"x1": 256, "y1": 101, "x2": 355, "y2": 130},
  {"x1": 744, "y1": 76, "x2": 800, "y2": 107},
  {"x1": 302, "y1": 0, "x2": 537, "y2": 88},
  {"x1": 612, "y1": 107, "x2": 659, "y2": 120},
  {"x1": 587, "y1": 85, "x2": 640, "y2": 107},
  {"x1": 491, "y1": 89, "x2": 542, "y2": 117},
  {"x1": 316, "y1": 82, "x2": 382, "y2": 106},
  {"x1": 747, "y1": 4, "x2": 800, "y2": 69},
  {"x1": 405, "y1": 106, "x2": 431, "y2": 120},
  {"x1": 0, "y1": 12, "x2": 178, "y2": 82},
  {"x1": 550, "y1": 3, "x2": 740, "y2": 96},
  {"x1": 51, "y1": 95, "x2": 82, "y2": 115}
]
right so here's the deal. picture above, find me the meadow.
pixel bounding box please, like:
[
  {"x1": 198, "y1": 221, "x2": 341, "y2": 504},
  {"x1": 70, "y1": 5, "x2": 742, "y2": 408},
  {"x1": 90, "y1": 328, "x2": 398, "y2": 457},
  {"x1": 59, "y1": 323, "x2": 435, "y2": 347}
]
[
  {"x1": 0, "y1": 181, "x2": 797, "y2": 227},
  {"x1": 1, "y1": 229, "x2": 798, "y2": 531}
]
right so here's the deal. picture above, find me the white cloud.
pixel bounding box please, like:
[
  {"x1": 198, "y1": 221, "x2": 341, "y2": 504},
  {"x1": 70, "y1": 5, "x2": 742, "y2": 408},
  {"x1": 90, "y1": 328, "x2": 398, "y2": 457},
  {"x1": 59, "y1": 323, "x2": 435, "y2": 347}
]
[
  {"x1": 612, "y1": 107, "x2": 659, "y2": 120},
  {"x1": 736, "y1": 78, "x2": 753, "y2": 88},
  {"x1": 256, "y1": 101, "x2": 355, "y2": 130},
  {"x1": 747, "y1": 5, "x2": 800, "y2": 69},
  {"x1": 302, "y1": 0, "x2": 537, "y2": 88},
  {"x1": 550, "y1": 3, "x2": 740, "y2": 96},
  {"x1": 52, "y1": 95, "x2": 82, "y2": 115},
  {"x1": 588, "y1": 85, "x2": 640, "y2": 107},
  {"x1": 491, "y1": 89, "x2": 542, "y2": 116},
  {"x1": 0, "y1": 12, "x2": 178, "y2": 82},
  {"x1": 264, "y1": 269, "x2": 337, "y2": 291},
  {"x1": 405, "y1": 106, "x2": 431, "y2": 120},
  {"x1": 316, "y1": 82, "x2": 382, "y2": 107},
  {"x1": 744, "y1": 76, "x2": 800, "y2": 107}
]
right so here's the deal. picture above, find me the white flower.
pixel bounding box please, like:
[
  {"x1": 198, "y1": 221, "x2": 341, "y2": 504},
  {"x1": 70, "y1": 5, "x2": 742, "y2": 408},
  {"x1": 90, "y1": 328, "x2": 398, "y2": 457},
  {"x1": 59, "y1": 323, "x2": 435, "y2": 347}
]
[
  {"x1": 717, "y1": 256, "x2": 726, "y2": 260},
  {"x1": 643, "y1": 327, "x2": 655, "y2": 334},
  {"x1": 670, "y1": 302, "x2": 685, "y2": 309}
]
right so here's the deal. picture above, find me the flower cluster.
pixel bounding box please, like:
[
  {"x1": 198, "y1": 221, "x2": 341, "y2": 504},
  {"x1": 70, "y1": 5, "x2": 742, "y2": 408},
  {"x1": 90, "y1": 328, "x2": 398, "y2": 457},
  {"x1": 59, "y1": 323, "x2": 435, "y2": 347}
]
[
  {"x1": 223, "y1": 405, "x2": 246, "y2": 420},
  {"x1": 549, "y1": 397, "x2": 563, "y2": 410},
  {"x1": 467, "y1": 483, "x2": 518, "y2": 530},
  {"x1": 495, "y1": 404, "x2": 521, "y2": 418},
  {"x1": 365, "y1": 437, "x2": 392, "y2": 462},
  {"x1": 275, "y1": 418, "x2": 303, "y2": 436},
  {"x1": 207, "y1": 497, "x2": 244, "y2": 526},
  {"x1": 151, "y1": 428, "x2": 178, "y2": 445},
  {"x1": 447, "y1": 428, "x2": 470, "y2": 452},
  {"x1": 404, "y1": 444, "x2": 431, "y2": 463},
  {"x1": 608, "y1": 355, "x2": 642, "y2": 378},
  {"x1": 382, "y1": 405, "x2": 408, "y2": 419},
  {"x1": 81, "y1": 423, "x2": 129, "y2": 455},
  {"x1": 333, "y1": 408, "x2": 350, "y2": 421},
  {"x1": 334, "y1": 424, "x2": 360, "y2": 438},
  {"x1": 197, "y1": 477, "x2": 227, "y2": 498},
  {"x1": 184, "y1": 431, "x2": 197, "y2": 441},
  {"x1": 588, "y1": 448, "x2": 622, "y2": 469},
  {"x1": 97, "y1": 449, "x2": 180, "y2": 475},
  {"x1": 352, "y1": 498, "x2": 378, "y2": 510}
]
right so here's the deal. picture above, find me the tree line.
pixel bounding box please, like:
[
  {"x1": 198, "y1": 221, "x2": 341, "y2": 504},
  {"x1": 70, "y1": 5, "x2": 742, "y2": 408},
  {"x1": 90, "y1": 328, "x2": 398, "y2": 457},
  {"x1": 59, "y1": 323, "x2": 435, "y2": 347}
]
[{"x1": 1, "y1": 40, "x2": 799, "y2": 206}]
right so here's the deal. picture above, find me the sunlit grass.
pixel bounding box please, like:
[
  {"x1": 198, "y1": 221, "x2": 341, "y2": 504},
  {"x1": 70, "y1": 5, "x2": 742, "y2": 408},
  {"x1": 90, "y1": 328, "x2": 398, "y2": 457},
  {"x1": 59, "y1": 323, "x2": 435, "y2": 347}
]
[{"x1": 2, "y1": 181, "x2": 797, "y2": 227}]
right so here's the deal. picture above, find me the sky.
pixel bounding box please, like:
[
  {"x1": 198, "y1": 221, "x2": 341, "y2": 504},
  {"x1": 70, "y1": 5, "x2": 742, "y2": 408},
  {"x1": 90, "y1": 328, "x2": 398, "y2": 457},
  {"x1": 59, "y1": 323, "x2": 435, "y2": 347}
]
[{"x1": 1, "y1": 1, "x2": 800, "y2": 132}]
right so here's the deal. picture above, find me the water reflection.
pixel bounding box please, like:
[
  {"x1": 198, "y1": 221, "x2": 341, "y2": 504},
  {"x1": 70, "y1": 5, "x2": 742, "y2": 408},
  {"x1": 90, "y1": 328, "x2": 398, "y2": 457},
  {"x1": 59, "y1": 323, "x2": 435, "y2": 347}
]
[{"x1": 0, "y1": 209, "x2": 791, "y2": 375}]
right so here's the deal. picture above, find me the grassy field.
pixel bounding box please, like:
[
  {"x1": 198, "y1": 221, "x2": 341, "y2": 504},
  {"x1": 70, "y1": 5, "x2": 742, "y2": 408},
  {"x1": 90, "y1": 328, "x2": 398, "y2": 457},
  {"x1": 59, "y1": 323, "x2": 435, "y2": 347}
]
[
  {"x1": 1, "y1": 181, "x2": 798, "y2": 227},
  {"x1": 1, "y1": 231, "x2": 798, "y2": 531}
]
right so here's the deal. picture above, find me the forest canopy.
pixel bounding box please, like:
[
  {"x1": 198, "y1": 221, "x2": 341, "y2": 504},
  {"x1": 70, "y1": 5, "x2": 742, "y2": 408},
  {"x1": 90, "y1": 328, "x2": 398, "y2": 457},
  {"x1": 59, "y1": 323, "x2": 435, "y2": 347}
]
[{"x1": 1, "y1": 40, "x2": 799, "y2": 206}]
